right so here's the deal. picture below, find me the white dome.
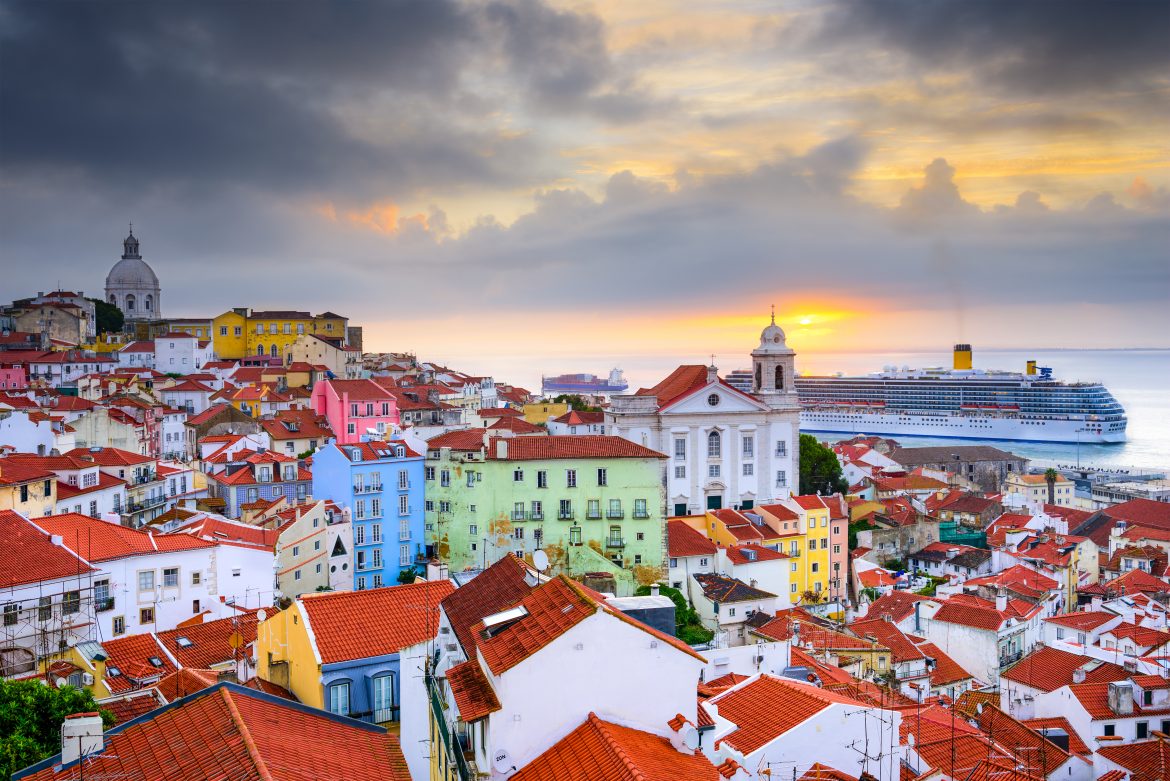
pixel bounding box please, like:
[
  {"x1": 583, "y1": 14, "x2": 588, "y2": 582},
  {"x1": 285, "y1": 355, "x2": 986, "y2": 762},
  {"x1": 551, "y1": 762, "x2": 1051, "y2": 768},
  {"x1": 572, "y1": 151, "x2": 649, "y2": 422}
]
[
  {"x1": 754, "y1": 315, "x2": 791, "y2": 354},
  {"x1": 106, "y1": 256, "x2": 159, "y2": 288}
]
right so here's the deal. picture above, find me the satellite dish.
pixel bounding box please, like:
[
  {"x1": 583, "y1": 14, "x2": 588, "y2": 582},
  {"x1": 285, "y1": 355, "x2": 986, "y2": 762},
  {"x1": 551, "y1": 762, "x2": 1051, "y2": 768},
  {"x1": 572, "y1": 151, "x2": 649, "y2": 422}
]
[
  {"x1": 680, "y1": 724, "x2": 700, "y2": 750},
  {"x1": 54, "y1": 677, "x2": 68, "y2": 689},
  {"x1": 493, "y1": 749, "x2": 514, "y2": 773},
  {"x1": 256, "y1": 609, "x2": 267, "y2": 623},
  {"x1": 532, "y1": 549, "x2": 549, "y2": 572}
]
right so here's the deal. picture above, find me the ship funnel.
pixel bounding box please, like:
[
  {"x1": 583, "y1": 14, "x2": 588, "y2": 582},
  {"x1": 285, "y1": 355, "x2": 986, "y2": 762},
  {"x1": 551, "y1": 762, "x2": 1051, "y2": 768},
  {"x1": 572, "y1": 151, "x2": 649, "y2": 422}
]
[
  {"x1": 1026, "y1": 360, "x2": 1037, "y2": 376},
  {"x1": 953, "y1": 344, "x2": 972, "y2": 371}
]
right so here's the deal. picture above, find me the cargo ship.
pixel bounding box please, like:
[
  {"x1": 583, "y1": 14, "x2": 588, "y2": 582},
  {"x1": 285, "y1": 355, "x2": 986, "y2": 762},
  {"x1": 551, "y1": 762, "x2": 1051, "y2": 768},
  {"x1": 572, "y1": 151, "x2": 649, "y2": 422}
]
[
  {"x1": 542, "y1": 368, "x2": 628, "y2": 396},
  {"x1": 795, "y1": 345, "x2": 1127, "y2": 444}
]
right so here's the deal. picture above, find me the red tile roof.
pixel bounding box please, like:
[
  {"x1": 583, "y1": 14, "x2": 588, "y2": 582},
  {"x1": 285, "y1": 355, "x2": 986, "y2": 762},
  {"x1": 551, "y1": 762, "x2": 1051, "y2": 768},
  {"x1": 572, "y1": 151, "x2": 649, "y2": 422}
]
[
  {"x1": 426, "y1": 428, "x2": 490, "y2": 451},
  {"x1": 14, "y1": 683, "x2": 411, "y2": 781},
  {"x1": 102, "y1": 633, "x2": 179, "y2": 694},
  {"x1": 99, "y1": 689, "x2": 167, "y2": 724},
  {"x1": 966, "y1": 564, "x2": 1060, "y2": 600},
  {"x1": 1071, "y1": 681, "x2": 1170, "y2": 720},
  {"x1": 441, "y1": 555, "x2": 533, "y2": 656},
  {"x1": 634, "y1": 365, "x2": 711, "y2": 409},
  {"x1": 1103, "y1": 499, "x2": 1170, "y2": 529},
  {"x1": 487, "y1": 416, "x2": 546, "y2": 434},
  {"x1": 932, "y1": 593, "x2": 1039, "y2": 631},
  {"x1": 62, "y1": 446, "x2": 152, "y2": 466},
  {"x1": 1044, "y1": 611, "x2": 1117, "y2": 631},
  {"x1": 1105, "y1": 568, "x2": 1170, "y2": 596},
  {"x1": 725, "y1": 543, "x2": 788, "y2": 565},
  {"x1": 55, "y1": 471, "x2": 126, "y2": 500},
  {"x1": 0, "y1": 510, "x2": 96, "y2": 588},
  {"x1": 510, "y1": 712, "x2": 718, "y2": 781},
  {"x1": 1000, "y1": 646, "x2": 1129, "y2": 692},
  {"x1": 299, "y1": 579, "x2": 455, "y2": 664},
  {"x1": 977, "y1": 705, "x2": 1071, "y2": 778},
  {"x1": 849, "y1": 618, "x2": 926, "y2": 663},
  {"x1": 694, "y1": 573, "x2": 776, "y2": 603},
  {"x1": 0, "y1": 459, "x2": 56, "y2": 485},
  {"x1": 708, "y1": 675, "x2": 869, "y2": 754},
  {"x1": 866, "y1": 591, "x2": 932, "y2": 624},
  {"x1": 1020, "y1": 716, "x2": 1091, "y2": 757},
  {"x1": 667, "y1": 520, "x2": 717, "y2": 558},
  {"x1": 37, "y1": 513, "x2": 215, "y2": 561},
  {"x1": 318, "y1": 378, "x2": 395, "y2": 400},
  {"x1": 1102, "y1": 622, "x2": 1170, "y2": 650},
  {"x1": 486, "y1": 435, "x2": 665, "y2": 461},
  {"x1": 445, "y1": 659, "x2": 501, "y2": 723},
  {"x1": 157, "y1": 613, "x2": 261, "y2": 669},
  {"x1": 799, "y1": 763, "x2": 858, "y2": 781},
  {"x1": 916, "y1": 641, "x2": 973, "y2": 686},
  {"x1": 1097, "y1": 738, "x2": 1170, "y2": 781}
]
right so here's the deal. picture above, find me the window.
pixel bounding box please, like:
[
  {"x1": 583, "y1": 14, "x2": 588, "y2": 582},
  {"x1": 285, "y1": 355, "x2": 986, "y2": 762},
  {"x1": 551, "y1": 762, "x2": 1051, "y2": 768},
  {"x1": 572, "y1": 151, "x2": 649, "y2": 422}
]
[
  {"x1": 608, "y1": 498, "x2": 622, "y2": 518},
  {"x1": 234, "y1": 326, "x2": 242, "y2": 336},
  {"x1": 355, "y1": 525, "x2": 366, "y2": 544},
  {"x1": 140, "y1": 607, "x2": 155, "y2": 624},
  {"x1": 634, "y1": 498, "x2": 648, "y2": 518},
  {"x1": 674, "y1": 438, "x2": 686, "y2": 460},
  {"x1": 513, "y1": 469, "x2": 524, "y2": 482},
  {"x1": 372, "y1": 548, "x2": 382, "y2": 568},
  {"x1": 531, "y1": 500, "x2": 543, "y2": 519},
  {"x1": 597, "y1": 468, "x2": 608, "y2": 486},
  {"x1": 1144, "y1": 690, "x2": 1154, "y2": 706},
  {"x1": 566, "y1": 469, "x2": 577, "y2": 488},
  {"x1": 1136, "y1": 722, "x2": 1149, "y2": 740},
  {"x1": 357, "y1": 577, "x2": 366, "y2": 590},
  {"x1": 398, "y1": 470, "x2": 408, "y2": 490},
  {"x1": 728, "y1": 607, "x2": 736, "y2": 617},
  {"x1": 699, "y1": 557, "x2": 708, "y2": 567},
  {"x1": 440, "y1": 469, "x2": 450, "y2": 487},
  {"x1": 138, "y1": 571, "x2": 155, "y2": 592},
  {"x1": 220, "y1": 326, "x2": 228, "y2": 336},
  {"x1": 1056, "y1": 627, "x2": 1065, "y2": 640},
  {"x1": 559, "y1": 499, "x2": 573, "y2": 520},
  {"x1": 743, "y1": 463, "x2": 754, "y2": 476},
  {"x1": 425, "y1": 500, "x2": 435, "y2": 512},
  {"x1": 708, "y1": 464, "x2": 720, "y2": 478},
  {"x1": 636, "y1": 532, "x2": 645, "y2": 541},
  {"x1": 670, "y1": 557, "x2": 678, "y2": 568},
  {"x1": 400, "y1": 545, "x2": 410, "y2": 566},
  {"x1": 707, "y1": 430, "x2": 721, "y2": 458},
  {"x1": 674, "y1": 465, "x2": 685, "y2": 479},
  {"x1": 398, "y1": 494, "x2": 409, "y2": 515},
  {"x1": 191, "y1": 572, "x2": 202, "y2": 586},
  {"x1": 163, "y1": 567, "x2": 179, "y2": 588},
  {"x1": 38, "y1": 596, "x2": 52, "y2": 621},
  {"x1": 1102, "y1": 724, "x2": 1115, "y2": 737},
  {"x1": 192, "y1": 599, "x2": 200, "y2": 613},
  {"x1": 357, "y1": 551, "x2": 367, "y2": 570},
  {"x1": 537, "y1": 470, "x2": 548, "y2": 489},
  {"x1": 775, "y1": 440, "x2": 787, "y2": 457},
  {"x1": 355, "y1": 500, "x2": 366, "y2": 520},
  {"x1": 372, "y1": 523, "x2": 382, "y2": 543},
  {"x1": 371, "y1": 498, "x2": 382, "y2": 518},
  {"x1": 833, "y1": 545, "x2": 841, "y2": 554},
  {"x1": 742, "y1": 436, "x2": 754, "y2": 458},
  {"x1": 514, "y1": 527, "x2": 524, "y2": 540},
  {"x1": 776, "y1": 470, "x2": 787, "y2": 487},
  {"x1": 328, "y1": 682, "x2": 351, "y2": 716},
  {"x1": 2, "y1": 604, "x2": 16, "y2": 626},
  {"x1": 425, "y1": 466, "x2": 435, "y2": 481},
  {"x1": 587, "y1": 499, "x2": 601, "y2": 519},
  {"x1": 439, "y1": 501, "x2": 451, "y2": 513},
  {"x1": 294, "y1": 570, "x2": 302, "y2": 581},
  {"x1": 811, "y1": 562, "x2": 819, "y2": 573}
]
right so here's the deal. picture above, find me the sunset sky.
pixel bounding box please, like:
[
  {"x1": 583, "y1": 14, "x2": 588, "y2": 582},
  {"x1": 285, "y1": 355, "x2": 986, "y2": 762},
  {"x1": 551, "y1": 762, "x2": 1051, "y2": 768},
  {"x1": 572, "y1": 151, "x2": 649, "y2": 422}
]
[{"x1": 1, "y1": 0, "x2": 1167, "y2": 388}]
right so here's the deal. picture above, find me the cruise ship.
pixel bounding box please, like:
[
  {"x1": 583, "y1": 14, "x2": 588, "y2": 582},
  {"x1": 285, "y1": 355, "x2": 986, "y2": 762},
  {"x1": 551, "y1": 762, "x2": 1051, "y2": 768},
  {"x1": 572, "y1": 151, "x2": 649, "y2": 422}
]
[
  {"x1": 542, "y1": 368, "x2": 628, "y2": 396},
  {"x1": 794, "y1": 345, "x2": 1127, "y2": 444}
]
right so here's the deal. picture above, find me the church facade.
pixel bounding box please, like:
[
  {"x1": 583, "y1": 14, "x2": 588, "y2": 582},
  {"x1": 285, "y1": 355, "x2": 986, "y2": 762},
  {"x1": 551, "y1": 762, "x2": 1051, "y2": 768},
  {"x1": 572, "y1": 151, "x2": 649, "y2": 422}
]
[
  {"x1": 105, "y1": 229, "x2": 162, "y2": 322},
  {"x1": 606, "y1": 315, "x2": 801, "y2": 516}
]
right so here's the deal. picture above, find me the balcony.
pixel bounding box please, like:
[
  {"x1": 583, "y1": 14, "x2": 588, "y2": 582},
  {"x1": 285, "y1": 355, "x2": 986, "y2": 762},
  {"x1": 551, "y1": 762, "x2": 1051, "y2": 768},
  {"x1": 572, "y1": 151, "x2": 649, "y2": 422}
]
[
  {"x1": 511, "y1": 511, "x2": 527, "y2": 521},
  {"x1": 788, "y1": 549, "x2": 801, "y2": 558},
  {"x1": 95, "y1": 597, "x2": 115, "y2": 613},
  {"x1": 605, "y1": 537, "x2": 625, "y2": 549},
  {"x1": 606, "y1": 509, "x2": 625, "y2": 520},
  {"x1": 633, "y1": 509, "x2": 650, "y2": 519},
  {"x1": 529, "y1": 512, "x2": 544, "y2": 521},
  {"x1": 586, "y1": 510, "x2": 602, "y2": 520},
  {"x1": 999, "y1": 650, "x2": 1024, "y2": 668},
  {"x1": 353, "y1": 483, "x2": 382, "y2": 494},
  {"x1": 558, "y1": 512, "x2": 574, "y2": 521}
]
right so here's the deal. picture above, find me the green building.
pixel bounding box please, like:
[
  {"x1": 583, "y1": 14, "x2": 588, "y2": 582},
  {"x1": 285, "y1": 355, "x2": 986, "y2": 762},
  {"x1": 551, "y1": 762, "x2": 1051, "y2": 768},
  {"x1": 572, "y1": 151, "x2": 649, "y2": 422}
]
[{"x1": 423, "y1": 432, "x2": 667, "y2": 595}]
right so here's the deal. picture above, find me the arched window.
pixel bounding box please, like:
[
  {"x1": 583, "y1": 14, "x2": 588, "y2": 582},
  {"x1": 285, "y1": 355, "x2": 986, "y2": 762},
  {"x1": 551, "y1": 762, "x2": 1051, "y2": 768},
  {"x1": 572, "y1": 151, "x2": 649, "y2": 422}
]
[
  {"x1": 754, "y1": 363, "x2": 761, "y2": 390},
  {"x1": 109, "y1": 295, "x2": 116, "y2": 305},
  {"x1": 256, "y1": 344, "x2": 265, "y2": 356},
  {"x1": 270, "y1": 344, "x2": 278, "y2": 357},
  {"x1": 775, "y1": 365, "x2": 784, "y2": 390},
  {"x1": 144, "y1": 295, "x2": 153, "y2": 311},
  {"x1": 707, "y1": 430, "x2": 721, "y2": 458},
  {"x1": 125, "y1": 294, "x2": 135, "y2": 312}
]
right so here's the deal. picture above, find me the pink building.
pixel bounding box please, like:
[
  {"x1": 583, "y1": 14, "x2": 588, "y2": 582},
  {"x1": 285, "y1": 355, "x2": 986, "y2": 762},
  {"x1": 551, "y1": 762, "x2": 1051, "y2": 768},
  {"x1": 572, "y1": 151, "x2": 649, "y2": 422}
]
[
  {"x1": 310, "y1": 379, "x2": 399, "y2": 444},
  {"x1": 0, "y1": 362, "x2": 27, "y2": 390}
]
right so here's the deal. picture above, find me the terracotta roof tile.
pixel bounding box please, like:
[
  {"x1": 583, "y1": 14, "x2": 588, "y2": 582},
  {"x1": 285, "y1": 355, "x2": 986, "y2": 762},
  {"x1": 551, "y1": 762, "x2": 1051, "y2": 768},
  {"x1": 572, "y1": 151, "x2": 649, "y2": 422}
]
[
  {"x1": 101, "y1": 633, "x2": 179, "y2": 694},
  {"x1": 1001, "y1": 646, "x2": 1129, "y2": 692},
  {"x1": 299, "y1": 579, "x2": 455, "y2": 664},
  {"x1": 157, "y1": 613, "x2": 261, "y2": 669},
  {"x1": 1071, "y1": 682, "x2": 1170, "y2": 720},
  {"x1": 667, "y1": 520, "x2": 717, "y2": 558},
  {"x1": 13, "y1": 683, "x2": 411, "y2": 781},
  {"x1": 694, "y1": 573, "x2": 776, "y2": 603},
  {"x1": 977, "y1": 705, "x2": 1071, "y2": 778},
  {"x1": 441, "y1": 555, "x2": 533, "y2": 656},
  {"x1": 1097, "y1": 738, "x2": 1170, "y2": 781},
  {"x1": 445, "y1": 659, "x2": 501, "y2": 723},
  {"x1": 1043, "y1": 611, "x2": 1117, "y2": 631},
  {"x1": 486, "y1": 435, "x2": 665, "y2": 461},
  {"x1": 916, "y1": 641, "x2": 973, "y2": 687},
  {"x1": 510, "y1": 712, "x2": 718, "y2": 781},
  {"x1": 1020, "y1": 717, "x2": 1092, "y2": 757},
  {"x1": 37, "y1": 513, "x2": 215, "y2": 561},
  {"x1": 0, "y1": 510, "x2": 96, "y2": 588}
]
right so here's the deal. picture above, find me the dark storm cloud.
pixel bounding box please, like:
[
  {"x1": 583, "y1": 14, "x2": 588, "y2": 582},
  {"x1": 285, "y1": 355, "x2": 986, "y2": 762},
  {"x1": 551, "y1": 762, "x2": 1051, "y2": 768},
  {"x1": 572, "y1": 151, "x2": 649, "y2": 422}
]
[
  {"x1": 817, "y1": 0, "x2": 1170, "y2": 97},
  {"x1": 0, "y1": 0, "x2": 657, "y2": 197}
]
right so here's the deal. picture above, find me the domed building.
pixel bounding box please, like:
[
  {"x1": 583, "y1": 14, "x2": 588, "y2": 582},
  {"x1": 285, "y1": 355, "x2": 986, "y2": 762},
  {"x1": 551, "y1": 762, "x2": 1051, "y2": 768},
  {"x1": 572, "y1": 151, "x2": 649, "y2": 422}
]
[{"x1": 105, "y1": 228, "x2": 161, "y2": 322}]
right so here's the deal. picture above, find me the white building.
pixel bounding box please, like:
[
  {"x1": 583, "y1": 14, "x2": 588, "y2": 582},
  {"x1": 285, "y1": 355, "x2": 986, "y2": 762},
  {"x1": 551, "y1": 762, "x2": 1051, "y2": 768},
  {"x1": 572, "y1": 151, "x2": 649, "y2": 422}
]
[
  {"x1": 607, "y1": 315, "x2": 800, "y2": 515},
  {"x1": 105, "y1": 229, "x2": 162, "y2": 321},
  {"x1": 920, "y1": 593, "x2": 1044, "y2": 687},
  {"x1": 115, "y1": 341, "x2": 156, "y2": 370},
  {"x1": 666, "y1": 518, "x2": 717, "y2": 595},
  {"x1": 691, "y1": 573, "x2": 780, "y2": 646},
  {"x1": 36, "y1": 512, "x2": 275, "y2": 640},
  {"x1": 154, "y1": 332, "x2": 213, "y2": 373},
  {"x1": 0, "y1": 409, "x2": 56, "y2": 456}
]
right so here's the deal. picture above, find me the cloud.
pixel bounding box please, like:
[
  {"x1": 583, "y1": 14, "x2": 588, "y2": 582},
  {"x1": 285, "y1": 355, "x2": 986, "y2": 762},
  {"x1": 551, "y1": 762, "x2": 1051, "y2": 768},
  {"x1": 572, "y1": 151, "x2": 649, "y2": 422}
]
[
  {"x1": 816, "y1": 0, "x2": 1170, "y2": 98},
  {"x1": 895, "y1": 158, "x2": 980, "y2": 224}
]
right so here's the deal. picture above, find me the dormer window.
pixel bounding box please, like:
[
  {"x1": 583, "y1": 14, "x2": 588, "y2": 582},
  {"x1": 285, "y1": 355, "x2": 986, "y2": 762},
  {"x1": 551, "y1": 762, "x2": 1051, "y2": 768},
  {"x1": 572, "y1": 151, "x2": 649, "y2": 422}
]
[{"x1": 148, "y1": 656, "x2": 164, "y2": 668}]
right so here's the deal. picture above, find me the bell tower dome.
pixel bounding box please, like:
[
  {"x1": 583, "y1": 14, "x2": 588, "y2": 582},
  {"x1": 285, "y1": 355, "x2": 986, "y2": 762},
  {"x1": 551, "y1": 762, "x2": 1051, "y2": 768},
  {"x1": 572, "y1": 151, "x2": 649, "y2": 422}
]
[
  {"x1": 105, "y1": 225, "x2": 162, "y2": 323},
  {"x1": 751, "y1": 306, "x2": 796, "y2": 399}
]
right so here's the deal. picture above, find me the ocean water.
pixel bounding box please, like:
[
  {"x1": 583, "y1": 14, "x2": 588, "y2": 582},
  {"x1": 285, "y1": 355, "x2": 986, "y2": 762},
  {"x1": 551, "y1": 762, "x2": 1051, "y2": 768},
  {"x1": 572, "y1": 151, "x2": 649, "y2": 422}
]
[{"x1": 469, "y1": 348, "x2": 1169, "y2": 473}]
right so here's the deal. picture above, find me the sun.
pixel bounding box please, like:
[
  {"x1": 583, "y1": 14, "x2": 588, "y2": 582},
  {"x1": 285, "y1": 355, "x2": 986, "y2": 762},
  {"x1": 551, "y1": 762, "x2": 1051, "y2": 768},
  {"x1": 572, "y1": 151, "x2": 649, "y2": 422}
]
[{"x1": 799, "y1": 317, "x2": 813, "y2": 326}]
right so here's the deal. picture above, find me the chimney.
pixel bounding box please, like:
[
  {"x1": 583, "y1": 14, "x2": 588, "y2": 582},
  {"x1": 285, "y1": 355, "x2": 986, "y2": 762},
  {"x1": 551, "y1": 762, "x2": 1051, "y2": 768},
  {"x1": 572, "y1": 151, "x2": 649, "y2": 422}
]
[
  {"x1": 1107, "y1": 681, "x2": 1134, "y2": 716},
  {"x1": 650, "y1": 583, "x2": 660, "y2": 597},
  {"x1": 495, "y1": 439, "x2": 508, "y2": 460},
  {"x1": 1072, "y1": 667, "x2": 1086, "y2": 684},
  {"x1": 61, "y1": 713, "x2": 103, "y2": 766},
  {"x1": 995, "y1": 588, "x2": 1007, "y2": 613}
]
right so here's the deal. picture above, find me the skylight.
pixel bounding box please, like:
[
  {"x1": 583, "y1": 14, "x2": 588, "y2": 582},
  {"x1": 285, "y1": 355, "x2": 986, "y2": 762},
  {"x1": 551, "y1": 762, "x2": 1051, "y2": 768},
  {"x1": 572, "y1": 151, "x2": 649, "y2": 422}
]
[
  {"x1": 176, "y1": 637, "x2": 193, "y2": 648},
  {"x1": 148, "y1": 656, "x2": 164, "y2": 667}
]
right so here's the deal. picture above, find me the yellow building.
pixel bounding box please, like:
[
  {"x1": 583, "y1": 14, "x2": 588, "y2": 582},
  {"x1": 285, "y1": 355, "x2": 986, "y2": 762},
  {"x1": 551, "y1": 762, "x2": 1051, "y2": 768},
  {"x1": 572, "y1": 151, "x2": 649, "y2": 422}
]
[
  {"x1": 0, "y1": 461, "x2": 56, "y2": 518},
  {"x1": 163, "y1": 318, "x2": 215, "y2": 340},
  {"x1": 756, "y1": 496, "x2": 832, "y2": 604},
  {"x1": 1004, "y1": 472, "x2": 1075, "y2": 507},
  {"x1": 522, "y1": 401, "x2": 569, "y2": 425},
  {"x1": 206, "y1": 309, "x2": 351, "y2": 361}
]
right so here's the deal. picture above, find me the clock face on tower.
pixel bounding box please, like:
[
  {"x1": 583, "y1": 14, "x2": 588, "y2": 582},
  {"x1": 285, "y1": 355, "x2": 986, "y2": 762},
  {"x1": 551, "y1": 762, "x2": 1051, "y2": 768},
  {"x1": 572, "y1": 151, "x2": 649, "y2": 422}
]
[
  {"x1": 773, "y1": 335, "x2": 781, "y2": 343},
  {"x1": 707, "y1": 394, "x2": 719, "y2": 406}
]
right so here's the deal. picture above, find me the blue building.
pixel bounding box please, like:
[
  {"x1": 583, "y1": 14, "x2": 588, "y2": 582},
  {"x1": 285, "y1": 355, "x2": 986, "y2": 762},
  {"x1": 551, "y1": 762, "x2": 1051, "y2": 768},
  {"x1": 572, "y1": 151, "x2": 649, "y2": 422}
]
[
  {"x1": 311, "y1": 439, "x2": 425, "y2": 589},
  {"x1": 206, "y1": 451, "x2": 312, "y2": 518}
]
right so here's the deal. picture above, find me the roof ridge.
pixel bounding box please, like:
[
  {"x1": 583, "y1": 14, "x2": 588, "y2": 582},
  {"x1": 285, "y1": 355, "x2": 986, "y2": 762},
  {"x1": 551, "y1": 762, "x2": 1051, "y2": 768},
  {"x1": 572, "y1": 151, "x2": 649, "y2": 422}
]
[
  {"x1": 588, "y1": 713, "x2": 649, "y2": 781},
  {"x1": 219, "y1": 686, "x2": 275, "y2": 781}
]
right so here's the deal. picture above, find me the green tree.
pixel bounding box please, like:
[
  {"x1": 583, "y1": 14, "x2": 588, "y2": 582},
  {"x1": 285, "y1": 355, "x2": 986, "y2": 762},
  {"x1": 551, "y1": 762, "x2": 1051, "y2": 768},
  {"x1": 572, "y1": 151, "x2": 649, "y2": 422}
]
[
  {"x1": 551, "y1": 394, "x2": 601, "y2": 413},
  {"x1": 397, "y1": 568, "x2": 418, "y2": 585},
  {"x1": 1044, "y1": 468, "x2": 1059, "y2": 505},
  {"x1": 0, "y1": 679, "x2": 113, "y2": 779},
  {"x1": 86, "y1": 297, "x2": 124, "y2": 335},
  {"x1": 799, "y1": 434, "x2": 848, "y2": 496}
]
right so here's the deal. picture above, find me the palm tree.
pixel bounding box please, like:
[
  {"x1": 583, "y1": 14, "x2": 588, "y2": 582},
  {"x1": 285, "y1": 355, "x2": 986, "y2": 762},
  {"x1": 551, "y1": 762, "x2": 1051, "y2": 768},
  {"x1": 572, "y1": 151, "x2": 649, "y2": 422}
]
[{"x1": 1044, "y1": 468, "x2": 1059, "y2": 506}]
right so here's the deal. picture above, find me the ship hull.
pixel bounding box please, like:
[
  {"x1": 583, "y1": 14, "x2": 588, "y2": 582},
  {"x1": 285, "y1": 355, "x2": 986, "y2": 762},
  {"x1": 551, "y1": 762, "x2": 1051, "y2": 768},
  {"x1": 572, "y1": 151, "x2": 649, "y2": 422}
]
[
  {"x1": 542, "y1": 382, "x2": 628, "y2": 394},
  {"x1": 800, "y1": 409, "x2": 1126, "y2": 444}
]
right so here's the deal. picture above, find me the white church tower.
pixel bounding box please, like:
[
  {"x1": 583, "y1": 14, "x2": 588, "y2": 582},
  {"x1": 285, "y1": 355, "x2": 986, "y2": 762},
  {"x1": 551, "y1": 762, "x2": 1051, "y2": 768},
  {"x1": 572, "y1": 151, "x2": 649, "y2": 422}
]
[{"x1": 105, "y1": 227, "x2": 162, "y2": 321}]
